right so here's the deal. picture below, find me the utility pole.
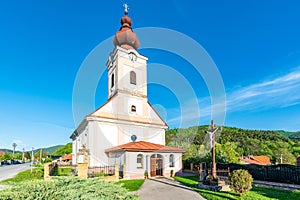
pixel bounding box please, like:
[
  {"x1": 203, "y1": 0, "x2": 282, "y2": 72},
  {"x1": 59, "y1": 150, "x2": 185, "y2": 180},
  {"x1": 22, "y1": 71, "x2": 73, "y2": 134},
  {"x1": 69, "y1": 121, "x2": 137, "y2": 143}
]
[
  {"x1": 40, "y1": 148, "x2": 42, "y2": 163},
  {"x1": 12, "y1": 143, "x2": 17, "y2": 159},
  {"x1": 280, "y1": 154, "x2": 283, "y2": 164},
  {"x1": 206, "y1": 120, "x2": 222, "y2": 178},
  {"x1": 31, "y1": 147, "x2": 34, "y2": 173},
  {"x1": 22, "y1": 148, "x2": 25, "y2": 162}
]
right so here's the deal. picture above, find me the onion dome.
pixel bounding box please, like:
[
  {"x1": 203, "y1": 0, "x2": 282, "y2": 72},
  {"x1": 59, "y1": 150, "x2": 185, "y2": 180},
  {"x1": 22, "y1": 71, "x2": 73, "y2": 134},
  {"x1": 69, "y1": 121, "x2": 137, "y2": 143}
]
[{"x1": 113, "y1": 5, "x2": 140, "y2": 50}]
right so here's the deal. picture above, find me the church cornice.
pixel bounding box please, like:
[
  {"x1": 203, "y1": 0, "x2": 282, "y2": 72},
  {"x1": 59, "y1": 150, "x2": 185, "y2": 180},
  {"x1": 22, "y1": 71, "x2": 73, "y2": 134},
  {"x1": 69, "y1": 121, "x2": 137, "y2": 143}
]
[
  {"x1": 70, "y1": 119, "x2": 88, "y2": 139},
  {"x1": 86, "y1": 116, "x2": 168, "y2": 129},
  {"x1": 117, "y1": 89, "x2": 147, "y2": 98}
]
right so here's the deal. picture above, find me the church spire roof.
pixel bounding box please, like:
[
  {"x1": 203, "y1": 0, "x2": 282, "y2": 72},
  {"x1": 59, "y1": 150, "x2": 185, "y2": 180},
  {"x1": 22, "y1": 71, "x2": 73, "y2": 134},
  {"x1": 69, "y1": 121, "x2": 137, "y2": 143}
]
[{"x1": 113, "y1": 4, "x2": 140, "y2": 50}]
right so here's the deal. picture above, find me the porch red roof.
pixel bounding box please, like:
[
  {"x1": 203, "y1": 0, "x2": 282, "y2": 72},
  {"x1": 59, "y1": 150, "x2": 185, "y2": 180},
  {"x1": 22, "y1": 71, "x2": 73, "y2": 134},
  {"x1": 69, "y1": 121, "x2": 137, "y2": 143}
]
[{"x1": 105, "y1": 141, "x2": 185, "y2": 153}]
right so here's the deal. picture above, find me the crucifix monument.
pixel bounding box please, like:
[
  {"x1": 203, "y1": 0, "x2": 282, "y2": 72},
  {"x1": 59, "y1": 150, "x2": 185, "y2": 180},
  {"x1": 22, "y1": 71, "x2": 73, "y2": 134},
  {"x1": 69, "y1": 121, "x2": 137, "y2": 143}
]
[{"x1": 206, "y1": 120, "x2": 222, "y2": 177}]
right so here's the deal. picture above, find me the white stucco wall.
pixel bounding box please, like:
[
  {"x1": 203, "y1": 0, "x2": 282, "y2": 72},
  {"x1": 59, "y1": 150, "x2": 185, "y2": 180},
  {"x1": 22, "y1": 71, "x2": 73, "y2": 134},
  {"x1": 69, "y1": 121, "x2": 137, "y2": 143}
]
[{"x1": 119, "y1": 152, "x2": 183, "y2": 179}]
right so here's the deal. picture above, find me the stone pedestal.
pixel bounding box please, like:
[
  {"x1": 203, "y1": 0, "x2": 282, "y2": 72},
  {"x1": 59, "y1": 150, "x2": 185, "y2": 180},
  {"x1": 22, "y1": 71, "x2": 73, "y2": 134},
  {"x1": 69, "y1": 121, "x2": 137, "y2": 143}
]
[
  {"x1": 123, "y1": 164, "x2": 126, "y2": 179},
  {"x1": 196, "y1": 183, "x2": 231, "y2": 192},
  {"x1": 114, "y1": 164, "x2": 119, "y2": 180},
  {"x1": 78, "y1": 163, "x2": 88, "y2": 179},
  {"x1": 44, "y1": 163, "x2": 51, "y2": 181}
]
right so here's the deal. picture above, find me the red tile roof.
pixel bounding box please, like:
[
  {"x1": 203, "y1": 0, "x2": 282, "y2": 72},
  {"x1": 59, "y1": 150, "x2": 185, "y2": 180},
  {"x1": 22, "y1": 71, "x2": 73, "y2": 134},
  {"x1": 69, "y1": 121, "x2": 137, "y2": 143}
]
[
  {"x1": 61, "y1": 154, "x2": 72, "y2": 161},
  {"x1": 105, "y1": 141, "x2": 185, "y2": 153},
  {"x1": 0, "y1": 150, "x2": 5, "y2": 156},
  {"x1": 239, "y1": 156, "x2": 271, "y2": 165}
]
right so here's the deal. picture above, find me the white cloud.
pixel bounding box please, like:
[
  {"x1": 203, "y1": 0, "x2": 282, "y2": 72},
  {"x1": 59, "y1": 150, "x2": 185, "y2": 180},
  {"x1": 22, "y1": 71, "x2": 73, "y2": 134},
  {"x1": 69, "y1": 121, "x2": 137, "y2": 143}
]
[
  {"x1": 226, "y1": 67, "x2": 300, "y2": 111},
  {"x1": 167, "y1": 67, "x2": 300, "y2": 127}
]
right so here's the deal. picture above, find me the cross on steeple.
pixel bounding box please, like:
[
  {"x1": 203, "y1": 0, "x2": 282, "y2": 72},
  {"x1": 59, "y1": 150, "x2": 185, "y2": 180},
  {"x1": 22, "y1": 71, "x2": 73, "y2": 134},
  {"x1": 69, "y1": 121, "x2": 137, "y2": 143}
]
[{"x1": 123, "y1": 3, "x2": 129, "y2": 15}]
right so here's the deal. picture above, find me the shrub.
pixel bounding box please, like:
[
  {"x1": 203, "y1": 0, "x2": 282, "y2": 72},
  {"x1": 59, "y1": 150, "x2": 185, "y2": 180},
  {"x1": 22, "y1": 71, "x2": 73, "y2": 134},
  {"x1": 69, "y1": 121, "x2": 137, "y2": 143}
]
[
  {"x1": 228, "y1": 169, "x2": 253, "y2": 195},
  {"x1": 144, "y1": 170, "x2": 148, "y2": 178},
  {"x1": 43, "y1": 157, "x2": 53, "y2": 163},
  {"x1": 0, "y1": 177, "x2": 138, "y2": 200}
]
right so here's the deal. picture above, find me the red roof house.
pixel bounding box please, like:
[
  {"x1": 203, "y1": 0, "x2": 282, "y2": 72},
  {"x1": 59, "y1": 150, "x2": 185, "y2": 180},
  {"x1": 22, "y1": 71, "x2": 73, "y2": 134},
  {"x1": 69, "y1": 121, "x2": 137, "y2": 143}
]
[
  {"x1": 61, "y1": 154, "x2": 72, "y2": 161},
  {"x1": 239, "y1": 156, "x2": 271, "y2": 165},
  {"x1": 0, "y1": 150, "x2": 5, "y2": 156}
]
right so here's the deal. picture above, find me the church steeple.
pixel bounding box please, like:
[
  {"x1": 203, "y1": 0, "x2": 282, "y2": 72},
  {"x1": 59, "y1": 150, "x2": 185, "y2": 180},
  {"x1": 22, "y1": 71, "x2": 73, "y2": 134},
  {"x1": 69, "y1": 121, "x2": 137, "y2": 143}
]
[{"x1": 113, "y1": 4, "x2": 140, "y2": 50}]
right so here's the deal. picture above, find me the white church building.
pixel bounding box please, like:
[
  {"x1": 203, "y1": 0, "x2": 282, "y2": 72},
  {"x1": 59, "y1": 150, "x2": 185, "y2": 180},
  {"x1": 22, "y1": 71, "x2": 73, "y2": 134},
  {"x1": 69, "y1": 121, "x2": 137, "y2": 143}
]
[{"x1": 70, "y1": 7, "x2": 184, "y2": 179}]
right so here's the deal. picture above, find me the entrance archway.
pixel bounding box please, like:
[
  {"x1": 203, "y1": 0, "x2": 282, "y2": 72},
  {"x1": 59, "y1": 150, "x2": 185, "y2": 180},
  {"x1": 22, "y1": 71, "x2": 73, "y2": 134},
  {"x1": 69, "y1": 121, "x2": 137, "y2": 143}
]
[{"x1": 150, "y1": 154, "x2": 163, "y2": 177}]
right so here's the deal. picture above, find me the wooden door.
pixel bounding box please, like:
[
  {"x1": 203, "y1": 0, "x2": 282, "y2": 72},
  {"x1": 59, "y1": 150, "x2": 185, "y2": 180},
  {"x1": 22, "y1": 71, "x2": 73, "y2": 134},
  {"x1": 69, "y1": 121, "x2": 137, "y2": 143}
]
[
  {"x1": 150, "y1": 158, "x2": 156, "y2": 177},
  {"x1": 156, "y1": 159, "x2": 163, "y2": 176}
]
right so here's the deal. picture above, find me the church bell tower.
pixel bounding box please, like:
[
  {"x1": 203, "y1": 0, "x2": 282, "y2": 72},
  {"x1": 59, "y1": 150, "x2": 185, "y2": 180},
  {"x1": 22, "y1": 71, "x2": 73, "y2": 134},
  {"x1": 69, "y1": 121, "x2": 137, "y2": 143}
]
[{"x1": 105, "y1": 5, "x2": 149, "y2": 118}]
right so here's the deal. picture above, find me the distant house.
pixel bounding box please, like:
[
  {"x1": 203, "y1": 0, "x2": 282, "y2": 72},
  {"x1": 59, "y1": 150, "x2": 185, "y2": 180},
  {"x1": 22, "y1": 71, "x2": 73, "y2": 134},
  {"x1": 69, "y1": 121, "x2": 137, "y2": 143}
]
[
  {"x1": 61, "y1": 154, "x2": 72, "y2": 162},
  {"x1": 297, "y1": 155, "x2": 300, "y2": 166},
  {"x1": 239, "y1": 156, "x2": 271, "y2": 165},
  {"x1": 0, "y1": 150, "x2": 5, "y2": 156}
]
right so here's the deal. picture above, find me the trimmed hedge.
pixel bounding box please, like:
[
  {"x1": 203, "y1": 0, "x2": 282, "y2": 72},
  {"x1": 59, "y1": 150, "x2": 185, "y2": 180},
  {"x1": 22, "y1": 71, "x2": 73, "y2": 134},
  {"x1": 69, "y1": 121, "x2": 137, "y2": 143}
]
[{"x1": 0, "y1": 177, "x2": 137, "y2": 200}]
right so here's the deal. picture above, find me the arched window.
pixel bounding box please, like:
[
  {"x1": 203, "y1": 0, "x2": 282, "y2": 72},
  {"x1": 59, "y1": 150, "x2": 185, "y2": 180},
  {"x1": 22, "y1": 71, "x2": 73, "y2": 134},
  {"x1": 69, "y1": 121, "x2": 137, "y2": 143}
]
[
  {"x1": 111, "y1": 73, "x2": 115, "y2": 88},
  {"x1": 137, "y1": 154, "x2": 143, "y2": 168},
  {"x1": 169, "y1": 154, "x2": 174, "y2": 167},
  {"x1": 130, "y1": 71, "x2": 136, "y2": 85},
  {"x1": 131, "y1": 105, "x2": 136, "y2": 112}
]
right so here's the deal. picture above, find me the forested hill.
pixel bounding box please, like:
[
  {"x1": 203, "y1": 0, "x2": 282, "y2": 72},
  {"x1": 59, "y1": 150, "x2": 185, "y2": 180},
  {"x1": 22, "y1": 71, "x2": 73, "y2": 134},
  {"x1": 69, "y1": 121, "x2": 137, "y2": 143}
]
[
  {"x1": 276, "y1": 130, "x2": 300, "y2": 141},
  {"x1": 166, "y1": 126, "x2": 300, "y2": 165}
]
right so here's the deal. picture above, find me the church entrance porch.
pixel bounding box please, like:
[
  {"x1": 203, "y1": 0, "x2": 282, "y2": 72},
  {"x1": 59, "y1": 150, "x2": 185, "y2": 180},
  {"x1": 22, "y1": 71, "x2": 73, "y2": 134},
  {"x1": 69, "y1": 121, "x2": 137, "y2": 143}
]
[{"x1": 150, "y1": 154, "x2": 163, "y2": 177}]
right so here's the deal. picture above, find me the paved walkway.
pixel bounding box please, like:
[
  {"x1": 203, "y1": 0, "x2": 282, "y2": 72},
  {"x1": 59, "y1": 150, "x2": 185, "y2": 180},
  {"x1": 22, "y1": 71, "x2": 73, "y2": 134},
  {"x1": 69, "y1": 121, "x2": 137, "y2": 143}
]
[{"x1": 137, "y1": 177, "x2": 206, "y2": 200}]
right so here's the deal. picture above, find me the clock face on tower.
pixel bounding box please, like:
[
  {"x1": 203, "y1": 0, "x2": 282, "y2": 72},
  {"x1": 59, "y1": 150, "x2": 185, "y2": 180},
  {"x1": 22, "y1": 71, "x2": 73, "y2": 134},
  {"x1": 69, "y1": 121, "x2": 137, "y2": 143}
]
[{"x1": 129, "y1": 52, "x2": 137, "y2": 62}]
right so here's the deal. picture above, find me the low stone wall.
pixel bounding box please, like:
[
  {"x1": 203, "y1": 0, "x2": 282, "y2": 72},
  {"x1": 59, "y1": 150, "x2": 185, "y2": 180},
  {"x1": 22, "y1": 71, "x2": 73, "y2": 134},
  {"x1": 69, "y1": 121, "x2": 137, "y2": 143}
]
[{"x1": 44, "y1": 162, "x2": 57, "y2": 180}]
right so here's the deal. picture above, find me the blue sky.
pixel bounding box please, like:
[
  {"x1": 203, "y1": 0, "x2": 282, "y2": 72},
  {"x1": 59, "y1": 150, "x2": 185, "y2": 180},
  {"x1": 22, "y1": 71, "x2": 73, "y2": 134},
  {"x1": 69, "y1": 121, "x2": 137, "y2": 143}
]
[{"x1": 1, "y1": 1, "x2": 300, "y2": 150}]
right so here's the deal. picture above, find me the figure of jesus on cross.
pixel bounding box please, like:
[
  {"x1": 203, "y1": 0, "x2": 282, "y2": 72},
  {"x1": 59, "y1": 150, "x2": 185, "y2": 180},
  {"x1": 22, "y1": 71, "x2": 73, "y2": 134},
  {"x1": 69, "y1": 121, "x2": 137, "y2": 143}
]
[{"x1": 206, "y1": 120, "x2": 222, "y2": 178}]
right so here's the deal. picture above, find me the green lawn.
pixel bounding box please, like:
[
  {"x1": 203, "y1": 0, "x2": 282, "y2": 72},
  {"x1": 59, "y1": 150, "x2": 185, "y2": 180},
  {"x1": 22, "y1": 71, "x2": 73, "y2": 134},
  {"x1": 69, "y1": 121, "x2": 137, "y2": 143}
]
[
  {"x1": 174, "y1": 176, "x2": 300, "y2": 200},
  {"x1": 1, "y1": 167, "x2": 44, "y2": 183},
  {"x1": 116, "y1": 179, "x2": 145, "y2": 191}
]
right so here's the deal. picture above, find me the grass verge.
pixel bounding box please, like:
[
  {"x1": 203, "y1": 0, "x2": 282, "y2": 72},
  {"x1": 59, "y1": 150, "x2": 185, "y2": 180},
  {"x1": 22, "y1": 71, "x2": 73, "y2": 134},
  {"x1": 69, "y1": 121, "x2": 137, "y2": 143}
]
[
  {"x1": 116, "y1": 179, "x2": 145, "y2": 191},
  {"x1": 174, "y1": 176, "x2": 300, "y2": 200},
  {"x1": 1, "y1": 167, "x2": 44, "y2": 184}
]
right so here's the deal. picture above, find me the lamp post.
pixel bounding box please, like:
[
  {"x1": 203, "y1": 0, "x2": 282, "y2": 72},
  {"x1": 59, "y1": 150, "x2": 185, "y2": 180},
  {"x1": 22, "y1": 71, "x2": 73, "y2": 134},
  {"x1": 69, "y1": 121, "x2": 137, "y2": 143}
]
[{"x1": 206, "y1": 120, "x2": 222, "y2": 178}]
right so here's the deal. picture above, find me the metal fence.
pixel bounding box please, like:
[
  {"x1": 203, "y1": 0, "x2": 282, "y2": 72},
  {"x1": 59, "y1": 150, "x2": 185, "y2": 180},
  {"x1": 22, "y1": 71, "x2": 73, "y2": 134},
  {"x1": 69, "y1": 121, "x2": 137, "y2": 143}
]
[
  {"x1": 88, "y1": 166, "x2": 115, "y2": 177},
  {"x1": 218, "y1": 163, "x2": 300, "y2": 184}
]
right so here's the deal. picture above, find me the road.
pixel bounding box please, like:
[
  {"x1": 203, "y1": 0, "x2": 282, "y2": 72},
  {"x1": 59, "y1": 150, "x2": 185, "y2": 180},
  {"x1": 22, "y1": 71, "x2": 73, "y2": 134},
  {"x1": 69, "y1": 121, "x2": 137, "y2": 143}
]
[{"x1": 0, "y1": 163, "x2": 31, "y2": 182}]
